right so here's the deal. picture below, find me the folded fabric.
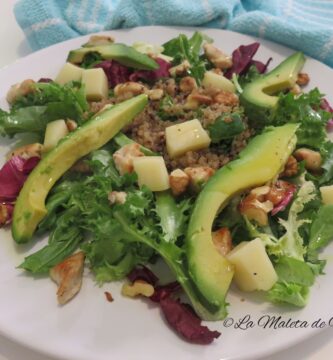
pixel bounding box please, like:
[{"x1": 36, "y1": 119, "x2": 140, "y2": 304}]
[{"x1": 15, "y1": 0, "x2": 333, "y2": 67}]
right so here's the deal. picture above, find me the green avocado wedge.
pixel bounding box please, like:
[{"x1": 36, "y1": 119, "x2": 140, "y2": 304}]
[
  {"x1": 12, "y1": 94, "x2": 148, "y2": 243},
  {"x1": 240, "y1": 52, "x2": 305, "y2": 126},
  {"x1": 67, "y1": 43, "x2": 158, "y2": 70},
  {"x1": 186, "y1": 124, "x2": 298, "y2": 320}
]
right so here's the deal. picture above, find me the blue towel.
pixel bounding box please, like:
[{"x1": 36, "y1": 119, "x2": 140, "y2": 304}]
[{"x1": 15, "y1": 0, "x2": 333, "y2": 67}]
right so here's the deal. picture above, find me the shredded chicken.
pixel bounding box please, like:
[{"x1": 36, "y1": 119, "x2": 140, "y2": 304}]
[{"x1": 50, "y1": 252, "x2": 85, "y2": 305}]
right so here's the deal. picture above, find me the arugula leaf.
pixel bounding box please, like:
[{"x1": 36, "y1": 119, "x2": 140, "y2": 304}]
[
  {"x1": 238, "y1": 65, "x2": 261, "y2": 88},
  {"x1": 162, "y1": 31, "x2": 211, "y2": 84},
  {"x1": 208, "y1": 113, "x2": 245, "y2": 143},
  {"x1": 307, "y1": 204, "x2": 333, "y2": 261},
  {"x1": 80, "y1": 52, "x2": 103, "y2": 68},
  {"x1": 19, "y1": 206, "x2": 83, "y2": 274},
  {"x1": 274, "y1": 256, "x2": 315, "y2": 286}
]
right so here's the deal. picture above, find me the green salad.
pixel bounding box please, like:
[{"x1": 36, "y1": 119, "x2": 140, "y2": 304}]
[{"x1": 1, "y1": 32, "x2": 333, "y2": 344}]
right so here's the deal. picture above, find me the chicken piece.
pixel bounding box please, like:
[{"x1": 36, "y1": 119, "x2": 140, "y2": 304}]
[
  {"x1": 212, "y1": 227, "x2": 233, "y2": 256},
  {"x1": 203, "y1": 43, "x2": 232, "y2": 69},
  {"x1": 169, "y1": 169, "x2": 190, "y2": 196},
  {"x1": 50, "y1": 252, "x2": 85, "y2": 305},
  {"x1": 184, "y1": 166, "x2": 215, "y2": 192},
  {"x1": 179, "y1": 76, "x2": 197, "y2": 93},
  {"x1": 113, "y1": 143, "x2": 145, "y2": 175},
  {"x1": 8, "y1": 143, "x2": 43, "y2": 160}
]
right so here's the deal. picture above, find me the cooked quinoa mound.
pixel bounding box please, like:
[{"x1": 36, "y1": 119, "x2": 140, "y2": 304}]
[{"x1": 90, "y1": 77, "x2": 253, "y2": 171}]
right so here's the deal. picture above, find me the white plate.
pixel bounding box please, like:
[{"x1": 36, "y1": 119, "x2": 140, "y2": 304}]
[{"x1": 1, "y1": 26, "x2": 333, "y2": 360}]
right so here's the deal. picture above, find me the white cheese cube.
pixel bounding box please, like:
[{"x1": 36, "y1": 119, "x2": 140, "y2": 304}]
[
  {"x1": 55, "y1": 63, "x2": 83, "y2": 85},
  {"x1": 43, "y1": 119, "x2": 69, "y2": 151},
  {"x1": 226, "y1": 238, "x2": 278, "y2": 292},
  {"x1": 165, "y1": 119, "x2": 211, "y2": 159},
  {"x1": 133, "y1": 156, "x2": 170, "y2": 192},
  {"x1": 320, "y1": 185, "x2": 333, "y2": 205},
  {"x1": 81, "y1": 68, "x2": 108, "y2": 101},
  {"x1": 202, "y1": 71, "x2": 235, "y2": 93}
]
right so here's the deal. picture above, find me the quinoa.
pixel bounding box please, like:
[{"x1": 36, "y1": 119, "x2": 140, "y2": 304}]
[{"x1": 90, "y1": 78, "x2": 253, "y2": 171}]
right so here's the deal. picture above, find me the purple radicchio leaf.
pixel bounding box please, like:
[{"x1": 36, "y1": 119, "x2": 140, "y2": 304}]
[
  {"x1": 271, "y1": 185, "x2": 297, "y2": 216},
  {"x1": 160, "y1": 297, "x2": 221, "y2": 345},
  {"x1": 129, "y1": 58, "x2": 171, "y2": 83},
  {"x1": 225, "y1": 42, "x2": 272, "y2": 78},
  {"x1": 95, "y1": 60, "x2": 131, "y2": 88},
  {"x1": 0, "y1": 156, "x2": 40, "y2": 203}
]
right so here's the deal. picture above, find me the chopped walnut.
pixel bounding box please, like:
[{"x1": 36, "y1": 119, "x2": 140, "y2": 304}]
[
  {"x1": 70, "y1": 160, "x2": 91, "y2": 173},
  {"x1": 104, "y1": 291, "x2": 114, "y2": 302},
  {"x1": 213, "y1": 91, "x2": 239, "y2": 106},
  {"x1": 169, "y1": 60, "x2": 190, "y2": 77},
  {"x1": 203, "y1": 43, "x2": 232, "y2": 70},
  {"x1": 239, "y1": 192, "x2": 273, "y2": 226},
  {"x1": 184, "y1": 91, "x2": 212, "y2": 109},
  {"x1": 179, "y1": 76, "x2": 197, "y2": 93},
  {"x1": 66, "y1": 119, "x2": 78, "y2": 132},
  {"x1": 184, "y1": 166, "x2": 215, "y2": 192},
  {"x1": 85, "y1": 34, "x2": 114, "y2": 46},
  {"x1": 114, "y1": 82, "x2": 148, "y2": 101},
  {"x1": 8, "y1": 143, "x2": 43, "y2": 160},
  {"x1": 169, "y1": 169, "x2": 190, "y2": 196},
  {"x1": 296, "y1": 72, "x2": 310, "y2": 87},
  {"x1": 294, "y1": 148, "x2": 322, "y2": 172},
  {"x1": 6, "y1": 79, "x2": 36, "y2": 104},
  {"x1": 108, "y1": 191, "x2": 127, "y2": 205},
  {"x1": 280, "y1": 155, "x2": 298, "y2": 177},
  {"x1": 147, "y1": 88, "x2": 164, "y2": 101},
  {"x1": 212, "y1": 227, "x2": 233, "y2": 256},
  {"x1": 0, "y1": 204, "x2": 10, "y2": 227},
  {"x1": 121, "y1": 280, "x2": 155, "y2": 298},
  {"x1": 50, "y1": 252, "x2": 85, "y2": 305},
  {"x1": 113, "y1": 143, "x2": 144, "y2": 175}
]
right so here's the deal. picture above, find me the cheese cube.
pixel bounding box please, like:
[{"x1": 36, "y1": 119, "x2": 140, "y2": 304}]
[
  {"x1": 43, "y1": 119, "x2": 69, "y2": 151},
  {"x1": 202, "y1": 71, "x2": 235, "y2": 93},
  {"x1": 81, "y1": 68, "x2": 108, "y2": 101},
  {"x1": 226, "y1": 238, "x2": 278, "y2": 292},
  {"x1": 320, "y1": 185, "x2": 333, "y2": 205},
  {"x1": 55, "y1": 63, "x2": 83, "y2": 85},
  {"x1": 133, "y1": 156, "x2": 170, "y2": 191},
  {"x1": 165, "y1": 119, "x2": 211, "y2": 158}
]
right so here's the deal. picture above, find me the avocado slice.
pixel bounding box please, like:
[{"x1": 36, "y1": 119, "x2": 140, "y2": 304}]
[
  {"x1": 67, "y1": 43, "x2": 158, "y2": 70},
  {"x1": 12, "y1": 94, "x2": 148, "y2": 243},
  {"x1": 186, "y1": 124, "x2": 298, "y2": 320},
  {"x1": 240, "y1": 52, "x2": 305, "y2": 126}
]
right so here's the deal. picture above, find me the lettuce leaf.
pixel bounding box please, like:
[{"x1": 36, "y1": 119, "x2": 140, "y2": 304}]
[
  {"x1": 307, "y1": 204, "x2": 333, "y2": 262},
  {"x1": 0, "y1": 82, "x2": 88, "y2": 139},
  {"x1": 271, "y1": 89, "x2": 331, "y2": 149}
]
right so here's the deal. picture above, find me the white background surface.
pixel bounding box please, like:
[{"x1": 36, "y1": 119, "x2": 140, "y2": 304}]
[{"x1": 1, "y1": 1, "x2": 333, "y2": 359}]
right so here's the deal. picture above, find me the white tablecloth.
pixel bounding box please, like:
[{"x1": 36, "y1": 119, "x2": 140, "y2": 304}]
[{"x1": 1, "y1": 1, "x2": 333, "y2": 359}]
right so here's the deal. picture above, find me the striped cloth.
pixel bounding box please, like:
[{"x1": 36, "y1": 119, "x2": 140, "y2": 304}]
[{"x1": 15, "y1": 0, "x2": 333, "y2": 67}]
